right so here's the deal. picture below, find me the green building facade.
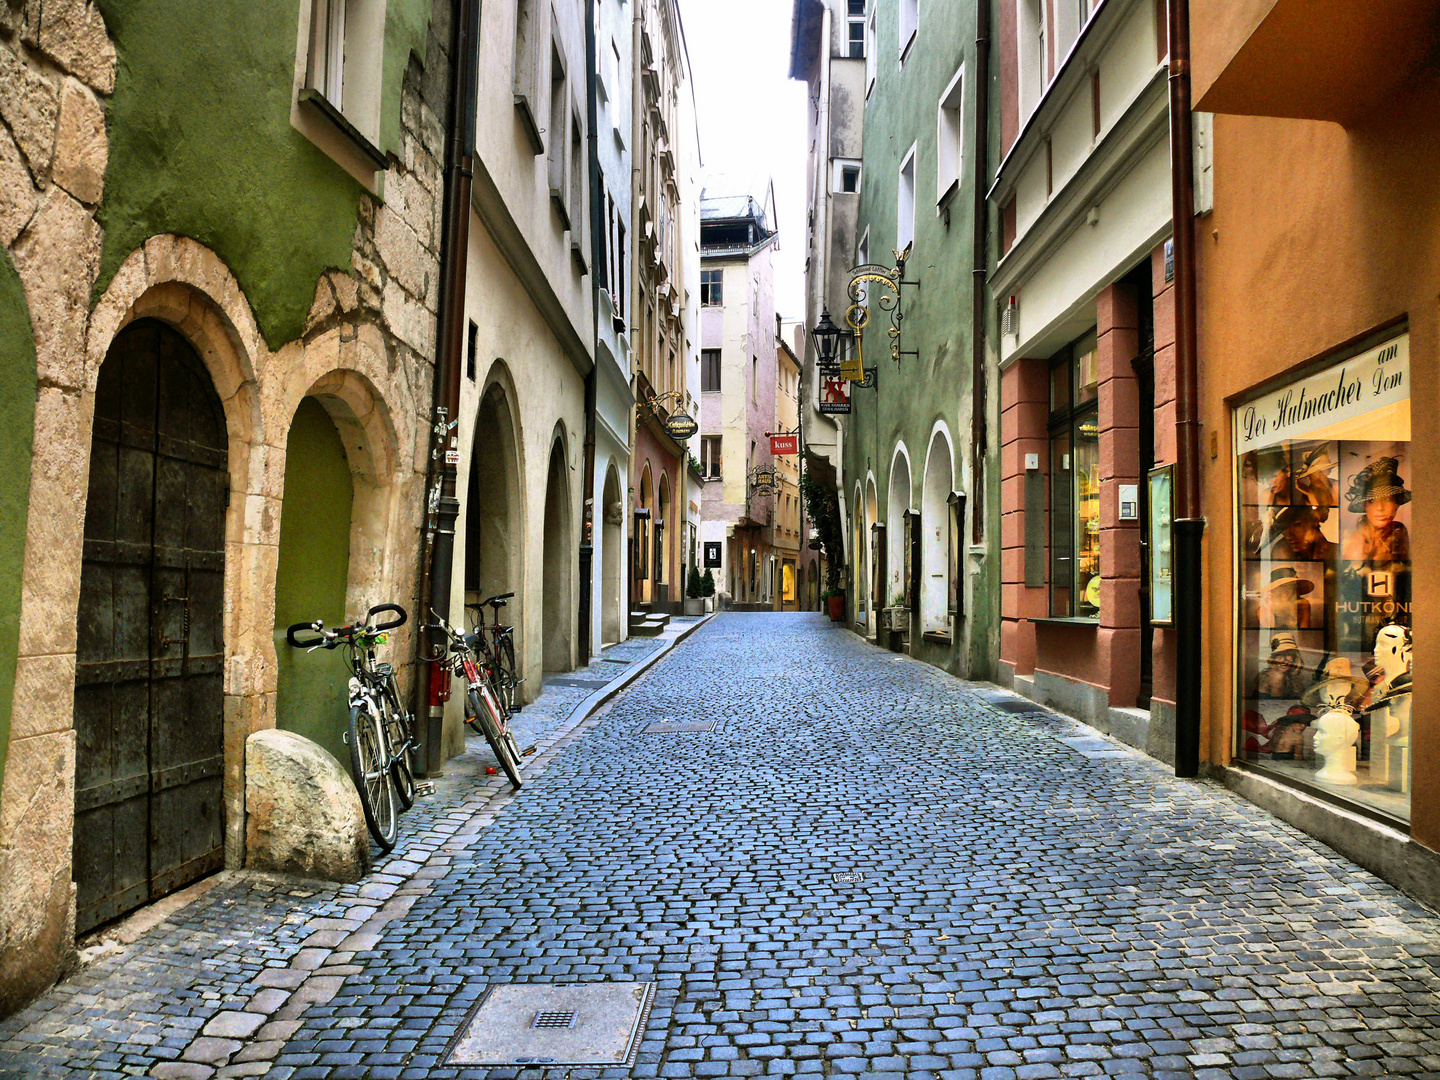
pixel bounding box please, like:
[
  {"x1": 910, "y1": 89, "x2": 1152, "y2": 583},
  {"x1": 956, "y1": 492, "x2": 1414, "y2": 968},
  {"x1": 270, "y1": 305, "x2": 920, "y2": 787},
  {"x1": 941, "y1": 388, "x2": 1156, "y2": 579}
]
[{"x1": 843, "y1": 0, "x2": 1000, "y2": 678}]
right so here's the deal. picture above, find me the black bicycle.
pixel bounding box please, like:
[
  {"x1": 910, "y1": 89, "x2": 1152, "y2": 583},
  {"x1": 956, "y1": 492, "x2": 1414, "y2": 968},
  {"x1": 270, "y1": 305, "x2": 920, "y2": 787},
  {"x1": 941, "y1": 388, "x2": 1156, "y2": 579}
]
[
  {"x1": 432, "y1": 605, "x2": 523, "y2": 789},
  {"x1": 286, "y1": 603, "x2": 415, "y2": 850},
  {"x1": 466, "y1": 592, "x2": 522, "y2": 715}
]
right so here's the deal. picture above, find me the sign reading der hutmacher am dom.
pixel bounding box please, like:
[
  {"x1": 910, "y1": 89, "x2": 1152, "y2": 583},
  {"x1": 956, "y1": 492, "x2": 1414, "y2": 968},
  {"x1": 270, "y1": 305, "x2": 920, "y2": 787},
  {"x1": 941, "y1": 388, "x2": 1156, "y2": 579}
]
[{"x1": 1236, "y1": 333, "x2": 1409, "y2": 452}]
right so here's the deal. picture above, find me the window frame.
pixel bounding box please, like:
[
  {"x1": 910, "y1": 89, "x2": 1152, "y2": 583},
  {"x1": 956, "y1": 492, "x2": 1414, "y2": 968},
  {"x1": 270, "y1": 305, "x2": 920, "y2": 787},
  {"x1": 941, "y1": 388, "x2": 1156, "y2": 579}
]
[
  {"x1": 700, "y1": 268, "x2": 723, "y2": 306},
  {"x1": 865, "y1": 6, "x2": 877, "y2": 96},
  {"x1": 700, "y1": 435, "x2": 722, "y2": 480},
  {"x1": 834, "y1": 159, "x2": 862, "y2": 194},
  {"x1": 1047, "y1": 330, "x2": 1101, "y2": 620},
  {"x1": 897, "y1": 144, "x2": 917, "y2": 253},
  {"x1": 936, "y1": 65, "x2": 964, "y2": 210},
  {"x1": 701, "y1": 349, "x2": 722, "y2": 392},
  {"x1": 898, "y1": 0, "x2": 919, "y2": 61}
]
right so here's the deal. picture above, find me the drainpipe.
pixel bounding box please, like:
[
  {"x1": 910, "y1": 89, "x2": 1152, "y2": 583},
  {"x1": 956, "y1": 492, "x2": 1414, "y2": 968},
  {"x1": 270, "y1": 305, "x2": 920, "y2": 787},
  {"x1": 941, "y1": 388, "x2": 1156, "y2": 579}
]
[
  {"x1": 578, "y1": 0, "x2": 601, "y2": 665},
  {"x1": 1168, "y1": 0, "x2": 1203, "y2": 778},
  {"x1": 415, "y1": 0, "x2": 479, "y2": 774},
  {"x1": 970, "y1": 0, "x2": 991, "y2": 550}
]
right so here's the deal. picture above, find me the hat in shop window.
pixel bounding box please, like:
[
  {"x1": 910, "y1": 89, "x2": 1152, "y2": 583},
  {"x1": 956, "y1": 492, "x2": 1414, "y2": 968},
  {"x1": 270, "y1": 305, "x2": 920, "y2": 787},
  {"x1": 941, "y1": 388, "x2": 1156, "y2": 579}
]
[
  {"x1": 1267, "y1": 632, "x2": 1300, "y2": 659},
  {"x1": 1261, "y1": 567, "x2": 1314, "y2": 596},
  {"x1": 1301, "y1": 656, "x2": 1370, "y2": 709},
  {"x1": 1295, "y1": 445, "x2": 1337, "y2": 482},
  {"x1": 1344, "y1": 457, "x2": 1411, "y2": 513}
]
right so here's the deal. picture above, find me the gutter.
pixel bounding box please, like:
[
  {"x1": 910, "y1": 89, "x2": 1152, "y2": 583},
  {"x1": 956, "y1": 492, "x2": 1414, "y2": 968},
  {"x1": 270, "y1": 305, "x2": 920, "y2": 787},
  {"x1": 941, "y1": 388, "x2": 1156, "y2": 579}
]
[
  {"x1": 415, "y1": 0, "x2": 479, "y2": 772},
  {"x1": 1167, "y1": 0, "x2": 1203, "y2": 778},
  {"x1": 970, "y1": 0, "x2": 990, "y2": 547},
  {"x1": 579, "y1": 0, "x2": 601, "y2": 665}
]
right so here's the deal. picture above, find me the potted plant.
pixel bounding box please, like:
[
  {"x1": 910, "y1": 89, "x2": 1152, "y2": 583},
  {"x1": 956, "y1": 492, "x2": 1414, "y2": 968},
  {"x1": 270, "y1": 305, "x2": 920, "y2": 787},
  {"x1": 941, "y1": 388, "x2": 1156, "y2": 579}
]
[
  {"x1": 823, "y1": 587, "x2": 845, "y2": 621},
  {"x1": 701, "y1": 567, "x2": 716, "y2": 612},
  {"x1": 883, "y1": 593, "x2": 910, "y2": 633},
  {"x1": 684, "y1": 565, "x2": 705, "y2": 616}
]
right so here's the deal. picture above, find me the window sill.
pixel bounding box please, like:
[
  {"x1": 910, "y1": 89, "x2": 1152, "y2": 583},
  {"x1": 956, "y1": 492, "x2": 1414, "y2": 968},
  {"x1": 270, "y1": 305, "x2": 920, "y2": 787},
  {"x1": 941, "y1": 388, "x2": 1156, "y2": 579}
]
[
  {"x1": 1028, "y1": 616, "x2": 1099, "y2": 627},
  {"x1": 297, "y1": 89, "x2": 386, "y2": 171},
  {"x1": 921, "y1": 630, "x2": 951, "y2": 645},
  {"x1": 515, "y1": 95, "x2": 545, "y2": 155},
  {"x1": 899, "y1": 30, "x2": 917, "y2": 65},
  {"x1": 551, "y1": 190, "x2": 572, "y2": 231},
  {"x1": 936, "y1": 177, "x2": 960, "y2": 213}
]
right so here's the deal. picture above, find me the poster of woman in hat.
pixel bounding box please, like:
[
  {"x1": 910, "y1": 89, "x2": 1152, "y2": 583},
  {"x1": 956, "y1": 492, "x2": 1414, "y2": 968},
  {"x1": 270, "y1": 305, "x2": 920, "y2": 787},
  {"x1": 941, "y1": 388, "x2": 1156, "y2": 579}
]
[
  {"x1": 1247, "y1": 563, "x2": 1323, "y2": 629},
  {"x1": 1337, "y1": 445, "x2": 1412, "y2": 654}
]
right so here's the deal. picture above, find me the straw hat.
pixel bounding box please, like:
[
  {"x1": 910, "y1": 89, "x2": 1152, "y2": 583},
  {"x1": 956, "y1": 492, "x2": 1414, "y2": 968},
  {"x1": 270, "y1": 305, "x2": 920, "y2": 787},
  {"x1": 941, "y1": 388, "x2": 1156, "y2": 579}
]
[
  {"x1": 1301, "y1": 656, "x2": 1370, "y2": 709},
  {"x1": 1262, "y1": 566, "x2": 1314, "y2": 595},
  {"x1": 1268, "y1": 632, "x2": 1300, "y2": 657},
  {"x1": 1345, "y1": 457, "x2": 1411, "y2": 513},
  {"x1": 1295, "y1": 445, "x2": 1336, "y2": 481}
]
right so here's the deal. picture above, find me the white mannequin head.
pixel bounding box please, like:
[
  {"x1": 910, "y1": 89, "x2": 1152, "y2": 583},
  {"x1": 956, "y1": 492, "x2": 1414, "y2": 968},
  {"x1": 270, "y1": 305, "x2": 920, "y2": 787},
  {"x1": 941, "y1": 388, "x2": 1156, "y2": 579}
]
[{"x1": 1374, "y1": 624, "x2": 1413, "y2": 686}]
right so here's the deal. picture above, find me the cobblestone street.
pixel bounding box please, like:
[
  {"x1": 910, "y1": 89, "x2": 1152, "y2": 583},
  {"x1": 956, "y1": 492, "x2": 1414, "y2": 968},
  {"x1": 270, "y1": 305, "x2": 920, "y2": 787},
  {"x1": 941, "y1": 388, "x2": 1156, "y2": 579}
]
[{"x1": 6, "y1": 612, "x2": 1440, "y2": 1079}]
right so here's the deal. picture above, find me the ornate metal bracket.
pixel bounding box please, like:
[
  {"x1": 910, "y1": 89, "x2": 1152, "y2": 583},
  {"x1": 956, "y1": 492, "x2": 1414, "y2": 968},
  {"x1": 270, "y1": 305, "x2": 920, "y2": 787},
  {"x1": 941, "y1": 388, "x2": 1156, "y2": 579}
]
[{"x1": 844, "y1": 244, "x2": 921, "y2": 374}]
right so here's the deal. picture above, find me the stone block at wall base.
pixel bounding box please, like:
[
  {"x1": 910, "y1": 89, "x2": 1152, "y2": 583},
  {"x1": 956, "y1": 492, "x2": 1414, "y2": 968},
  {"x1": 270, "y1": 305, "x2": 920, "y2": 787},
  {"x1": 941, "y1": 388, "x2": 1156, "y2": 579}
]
[
  {"x1": 1206, "y1": 762, "x2": 1440, "y2": 912},
  {"x1": 995, "y1": 659, "x2": 1017, "y2": 690},
  {"x1": 1016, "y1": 668, "x2": 1175, "y2": 766},
  {"x1": 1147, "y1": 699, "x2": 1176, "y2": 766},
  {"x1": 244, "y1": 730, "x2": 370, "y2": 883}
]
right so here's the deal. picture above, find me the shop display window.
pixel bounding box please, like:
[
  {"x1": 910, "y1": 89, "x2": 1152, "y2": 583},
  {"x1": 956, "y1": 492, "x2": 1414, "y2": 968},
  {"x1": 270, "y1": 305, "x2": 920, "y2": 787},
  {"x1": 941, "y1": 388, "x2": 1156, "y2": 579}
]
[
  {"x1": 1049, "y1": 332, "x2": 1101, "y2": 618},
  {"x1": 1233, "y1": 330, "x2": 1412, "y2": 823}
]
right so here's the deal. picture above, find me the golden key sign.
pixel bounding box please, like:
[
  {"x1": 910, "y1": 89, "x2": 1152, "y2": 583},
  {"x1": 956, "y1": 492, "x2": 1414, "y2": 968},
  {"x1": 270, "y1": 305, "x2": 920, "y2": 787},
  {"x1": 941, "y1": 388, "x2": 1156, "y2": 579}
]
[{"x1": 845, "y1": 246, "x2": 916, "y2": 380}]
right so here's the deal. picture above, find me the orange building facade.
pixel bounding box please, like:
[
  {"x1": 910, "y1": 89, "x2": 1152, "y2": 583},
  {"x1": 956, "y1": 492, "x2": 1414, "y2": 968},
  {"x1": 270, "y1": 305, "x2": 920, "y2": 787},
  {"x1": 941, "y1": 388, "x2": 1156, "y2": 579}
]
[{"x1": 1191, "y1": 0, "x2": 1440, "y2": 896}]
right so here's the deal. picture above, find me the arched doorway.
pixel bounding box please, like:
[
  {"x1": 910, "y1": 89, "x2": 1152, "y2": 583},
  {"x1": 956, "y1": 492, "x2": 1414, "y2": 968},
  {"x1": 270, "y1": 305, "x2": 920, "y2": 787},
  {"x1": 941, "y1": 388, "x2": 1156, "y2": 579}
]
[
  {"x1": 634, "y1": 463, "x2": 653, "y2": 605},
  {"x1": 465, "y1": 383, "x2": 521, "y2": 610},
  {"x1": 273, "y1": 398, "x2": 354, "y2": 771},
  {"x1": 864, "y1": 477, "x2": 879, "y2": 632},
  {"x1": 656, "y1": 473, "x2": 670, "y2": 605},
  {"x1": 922, "y1": 430, "x2": 954, "y2": 633},
  {"x1": 73, "y1": 319, "x2": 228, "y2": 934},
  {"x1": 601, "y1": 465, "x2": 624, "y2": 644},
  {"x1": 542, "y1": 439, "x2": 572, "y2": 672},
  {"x1": 887, "y1": 447, "x2": 912, "y2": 610}
]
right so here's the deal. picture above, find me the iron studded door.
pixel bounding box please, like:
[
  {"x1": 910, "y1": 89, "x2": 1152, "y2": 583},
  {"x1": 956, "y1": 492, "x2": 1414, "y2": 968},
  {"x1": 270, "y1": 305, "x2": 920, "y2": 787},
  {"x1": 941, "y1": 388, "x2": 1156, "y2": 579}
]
[{"x1": 73, "y1": 320, "x2": 228, "y2": 934}]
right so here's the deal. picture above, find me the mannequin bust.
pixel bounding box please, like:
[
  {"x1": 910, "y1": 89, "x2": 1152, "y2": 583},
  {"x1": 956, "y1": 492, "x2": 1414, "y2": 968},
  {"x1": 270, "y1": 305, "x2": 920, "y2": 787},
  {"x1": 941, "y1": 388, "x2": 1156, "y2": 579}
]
[
  {"x1": 1303, "y1": 658, "x2": 1367, "y2": 786},
  {"x1": 1371, "y1": 624, "x2": 1412, "y2": 793}
]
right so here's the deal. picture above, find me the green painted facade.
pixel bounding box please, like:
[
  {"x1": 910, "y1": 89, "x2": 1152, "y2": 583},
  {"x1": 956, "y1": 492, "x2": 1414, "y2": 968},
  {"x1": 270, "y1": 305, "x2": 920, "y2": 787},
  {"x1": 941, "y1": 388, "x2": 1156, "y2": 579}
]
[
  {"x1": 274, "y1": 398, "x2": 356, "y2": 772},
  {"x1": 0, "y1": 252, "x2": 36, "y2": 802},
  {"x1": 92, "y1": 0, "x2": 431, "y2": 350},
  {"x1": 848, "y1": 0, "x2": 999, "y2": 677}
]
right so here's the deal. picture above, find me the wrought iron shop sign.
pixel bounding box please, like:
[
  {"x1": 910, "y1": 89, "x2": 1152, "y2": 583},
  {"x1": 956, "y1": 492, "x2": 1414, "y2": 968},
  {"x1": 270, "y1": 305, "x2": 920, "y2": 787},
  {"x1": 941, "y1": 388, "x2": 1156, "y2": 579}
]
[
  {"x1": 845, "y1": 245, "x2": 919, "y2": 376},
  {"x1": 663, "y1": 412, "x2": 699, "y2": 440},
  {"x1": 819, "y1": 374, "x2": 851, "y2": 414}
]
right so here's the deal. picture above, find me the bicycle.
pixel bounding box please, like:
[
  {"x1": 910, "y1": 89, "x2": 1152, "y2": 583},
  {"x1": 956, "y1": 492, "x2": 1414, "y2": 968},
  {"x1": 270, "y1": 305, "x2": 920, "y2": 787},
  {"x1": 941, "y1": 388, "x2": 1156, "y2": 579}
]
[
  {"x1": 286, "y1": 603, "x2": 415, "y2": 850},
  {"x1": 465, "y1": 592, "x2": 522, "y2": 715},
  {"x1": 431, "y1": 606, "x2": 524, "y2": 790}
]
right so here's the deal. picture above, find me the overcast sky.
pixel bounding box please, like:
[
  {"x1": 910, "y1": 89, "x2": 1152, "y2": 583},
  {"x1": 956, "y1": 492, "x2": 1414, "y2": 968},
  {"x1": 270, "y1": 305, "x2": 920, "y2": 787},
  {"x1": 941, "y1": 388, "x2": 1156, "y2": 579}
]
[{"x1": 677, "y1": 0, "x2": 808, "y2": 322}]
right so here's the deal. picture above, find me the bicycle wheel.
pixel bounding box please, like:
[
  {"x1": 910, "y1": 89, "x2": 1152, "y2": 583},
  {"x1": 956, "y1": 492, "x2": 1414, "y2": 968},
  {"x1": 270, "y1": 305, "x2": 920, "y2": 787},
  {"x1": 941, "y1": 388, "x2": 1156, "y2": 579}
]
[
  {"x1": 468, "y1": 687, "x2": 522, "y2": 790},
  {"x1": 380, "y1": 680, "x2": 416, "y2": 812},
  {"x1": 348, "y1": 703, "x2": 398, "y2": 850},
  {"x1": 500, "y1": 633, "x2": 520, "y2": 713}
]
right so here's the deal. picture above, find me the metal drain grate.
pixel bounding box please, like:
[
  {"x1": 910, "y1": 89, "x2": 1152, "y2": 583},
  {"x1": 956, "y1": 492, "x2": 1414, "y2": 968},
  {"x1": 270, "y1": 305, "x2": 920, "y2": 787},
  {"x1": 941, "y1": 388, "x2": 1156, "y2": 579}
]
[
  {"x1": 643, "y1": 719, "x2": 717, "y2": 734},
  {"x1": 445, "y1": 982, "x2": 655, "y2": 1067},
  {"x1": 833, "y1": 871, "x2": 865, "y2": 884}
]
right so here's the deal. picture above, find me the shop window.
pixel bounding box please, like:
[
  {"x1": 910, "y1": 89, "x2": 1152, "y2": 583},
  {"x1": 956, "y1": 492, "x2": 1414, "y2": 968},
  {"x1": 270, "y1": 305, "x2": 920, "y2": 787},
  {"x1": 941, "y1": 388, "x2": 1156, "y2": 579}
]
[
  {"x1": 1234, "y1": 330, "x2": 1412, "y2": 822},
  {"x1": 1048, "y1": 331, "x2": 1100, "y2": 619}
]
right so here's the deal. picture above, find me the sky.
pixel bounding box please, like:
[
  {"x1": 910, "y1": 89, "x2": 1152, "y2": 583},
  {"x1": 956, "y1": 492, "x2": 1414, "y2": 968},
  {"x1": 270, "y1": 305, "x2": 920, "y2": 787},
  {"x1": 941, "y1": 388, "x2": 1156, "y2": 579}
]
[{"x1": 677, "y1": 0, "x2": 809, "y2": 321}]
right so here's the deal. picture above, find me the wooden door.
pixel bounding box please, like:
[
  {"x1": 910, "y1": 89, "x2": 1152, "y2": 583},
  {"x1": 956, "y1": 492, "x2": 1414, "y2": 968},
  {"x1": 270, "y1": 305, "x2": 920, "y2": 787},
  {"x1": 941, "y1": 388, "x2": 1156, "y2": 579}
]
[{"x1": 73, "y1": 320, "x2": 228, "y2": 934}]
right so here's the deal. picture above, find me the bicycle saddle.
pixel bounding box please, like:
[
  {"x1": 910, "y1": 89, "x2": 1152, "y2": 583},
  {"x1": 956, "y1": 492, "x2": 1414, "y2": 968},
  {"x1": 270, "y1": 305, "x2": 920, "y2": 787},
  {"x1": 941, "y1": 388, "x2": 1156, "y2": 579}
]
[{"x1": 482, "y1": 591, "x2": 514, "y2": 611}]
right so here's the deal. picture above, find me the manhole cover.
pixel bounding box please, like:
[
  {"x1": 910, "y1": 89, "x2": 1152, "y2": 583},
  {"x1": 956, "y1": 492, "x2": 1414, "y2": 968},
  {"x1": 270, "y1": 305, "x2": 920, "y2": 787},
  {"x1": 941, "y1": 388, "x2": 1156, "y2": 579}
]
[
  {"x1": 643, "y1": 720, "x2": 717, "y2": 734},
  {"x1": 446, "y1": 982, "x2": 654, "y2": 1067},
  {"x1": 546, "y1": 676, "x2": 611, "y2": 688}
]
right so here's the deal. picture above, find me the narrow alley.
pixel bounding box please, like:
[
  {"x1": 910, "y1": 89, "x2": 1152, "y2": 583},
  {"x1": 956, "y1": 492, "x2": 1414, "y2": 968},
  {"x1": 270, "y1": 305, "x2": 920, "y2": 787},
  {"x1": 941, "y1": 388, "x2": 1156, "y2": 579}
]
[{"x1": 4, "y1": 613, "x2": 1440, "y2": 1079}]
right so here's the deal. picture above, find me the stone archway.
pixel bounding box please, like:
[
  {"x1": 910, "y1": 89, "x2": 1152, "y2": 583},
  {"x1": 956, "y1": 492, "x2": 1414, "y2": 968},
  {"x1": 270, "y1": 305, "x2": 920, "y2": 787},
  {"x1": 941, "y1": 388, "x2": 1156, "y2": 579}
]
[
  {"x1": 635, "y1": 462, "x2": 653, "y2": 605},
  {"x1": 922, "y1": 427, "x2": 955, "y2": 634},
  {"x1": 887, "y1": 445, "x2": 912, "y2": 610},
  {"x1": 601, "y1": 464, "x2": 624, "y2": 645},
  {"x1": 465, "y1": 382, "x2": 522, "y2": 611},
  {"x1": 542, "y1": 439, "x2": 572, "y2": 673}
]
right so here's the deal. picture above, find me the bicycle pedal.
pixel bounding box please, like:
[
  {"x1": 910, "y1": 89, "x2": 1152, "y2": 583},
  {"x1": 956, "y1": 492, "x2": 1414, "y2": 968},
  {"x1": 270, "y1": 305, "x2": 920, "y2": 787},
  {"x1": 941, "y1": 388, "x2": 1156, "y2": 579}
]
[
  {"x1": 522, "y1": 745, "x2": 538, "y2": 757},
  {"x1": 415, "y1": 781, "x2": 436, "y2": 797}
]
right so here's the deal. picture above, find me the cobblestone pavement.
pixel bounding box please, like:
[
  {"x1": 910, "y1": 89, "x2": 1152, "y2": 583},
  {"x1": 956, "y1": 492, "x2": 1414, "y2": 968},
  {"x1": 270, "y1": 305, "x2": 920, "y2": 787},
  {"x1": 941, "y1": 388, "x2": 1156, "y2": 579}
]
[{"x1": 6, "y1": 612, "x2": 1440, "y2": 1079}]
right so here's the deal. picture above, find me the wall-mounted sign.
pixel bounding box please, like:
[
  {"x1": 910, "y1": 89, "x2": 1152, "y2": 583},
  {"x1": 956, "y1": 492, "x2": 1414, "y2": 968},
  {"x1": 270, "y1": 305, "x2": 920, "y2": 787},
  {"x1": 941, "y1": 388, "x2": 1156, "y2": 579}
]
[
  {"x1": 1233, "y1": 332, "x2": 1408, "y2": 453},
  {"x1": 1148, "y1": 464, "x2": 1173, "y2": 626},
  {"x1": 664, "y1": 412, "x2": 699, "y2": 440},
  {"x1": 703, "y1": 541, "x2": 721, "y2": 568},
  {"x1": 753, "y1": 484, "x2": 775, "y2": 498},
  {"x1": 819, "y1": 376, "x2": 851, "y2": 415},
  {"x1": 1118, "y1": 483, "x2": 1138, "y2": 521},
  {"x1": 752, "y1": 465, "x2": 776, "y2": 488},
  {"x1": 770, "y1": 434, "x2": 798, "y2": 455}
]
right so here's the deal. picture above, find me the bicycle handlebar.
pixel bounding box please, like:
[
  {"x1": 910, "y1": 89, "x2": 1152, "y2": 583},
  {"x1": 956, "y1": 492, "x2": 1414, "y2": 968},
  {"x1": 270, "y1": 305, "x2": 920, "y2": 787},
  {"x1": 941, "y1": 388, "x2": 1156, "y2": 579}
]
[
  {"x1": 367, "y1": 602, "x2": 407, "y2": 631},
  {"x1": 287, "y1": 621, "x2": 334, "y2": 649}
]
